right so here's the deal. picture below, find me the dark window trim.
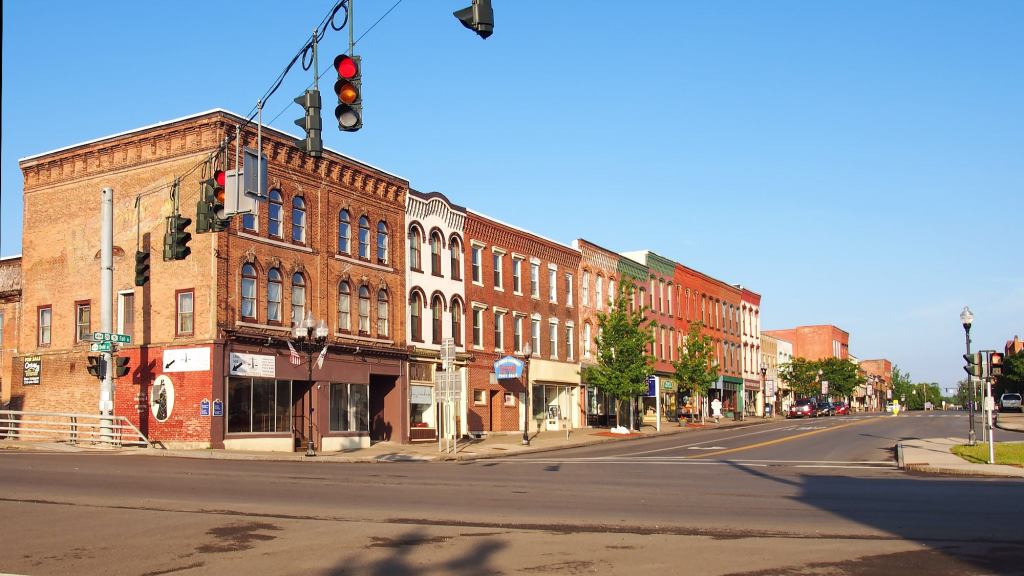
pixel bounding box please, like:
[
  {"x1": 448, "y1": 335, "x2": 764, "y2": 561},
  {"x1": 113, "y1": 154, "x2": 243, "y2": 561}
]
[
  {"x1": 37, "y1": 304, "x2": 52, "y2": 348},
  {"x1": 175, "y1": 288, "x2": 195, "y2": 337},
  {"x1": 74, "y1": 299, "x2": 91, "y2": 344}
]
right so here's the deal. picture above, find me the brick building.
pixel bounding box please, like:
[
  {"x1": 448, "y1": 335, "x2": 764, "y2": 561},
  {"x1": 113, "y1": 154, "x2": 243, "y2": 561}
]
[
  {"x1": 0, "y1": 256, "x2": 22, "y2": 408},
  {"x1": 14, "y1": 109, "x2": 411, "y2": 451},
  {"x1": 762, "y1": 324, "x2": 850, "y2": 361},
  {"x1": 858, "y1": 358, "x2": 892, "y2": 411},
  {"x1": 404, "y1": 190, "x2": 468, "y2": 441},
  {"x1": 463, "y1": 211, "x2": 581, "y2": 435},
  {"x1": 572, "y1": 239, "x2": 648, "y2": 427},
  {"x1": 674, "y1": 264, "x2": 744, "y2": 417},
  {"x1": 738, "y1": 287, "x2": 763, "y2": 415}
]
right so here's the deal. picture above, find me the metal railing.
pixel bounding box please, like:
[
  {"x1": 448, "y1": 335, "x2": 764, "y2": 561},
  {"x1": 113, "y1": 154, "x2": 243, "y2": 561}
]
[{"x1": 0, "y1": 410, "x2": 149, "y2": 447}]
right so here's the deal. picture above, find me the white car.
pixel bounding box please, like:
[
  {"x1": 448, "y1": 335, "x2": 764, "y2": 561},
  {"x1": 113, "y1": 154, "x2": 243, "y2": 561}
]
[{"x1": 999, "y1": 393, "x2": 1022, "y2": 412}]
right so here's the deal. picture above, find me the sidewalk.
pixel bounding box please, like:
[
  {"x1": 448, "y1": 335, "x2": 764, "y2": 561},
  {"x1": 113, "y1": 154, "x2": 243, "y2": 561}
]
[
  {"x1": 995, "y1": 411, "x2": 1024, "y2": 433},
  {"x1": 897, "y1": 437, "x2": 1024, "y2": 478},
  {"x1": 0, "y1": 417, "x2": 767, "y2": 463}
]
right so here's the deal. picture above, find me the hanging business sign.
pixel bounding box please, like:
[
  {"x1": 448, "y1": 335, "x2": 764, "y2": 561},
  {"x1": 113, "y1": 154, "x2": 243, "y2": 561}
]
[
  {"x1": 494, "y1": 356, "x2": 525, "y2": 379},
  {"x1": 229, "y1": 352, "x2": 276, "y2": 378},
  {"x1": 821, "y1": 380, "x2": 829, "y2": 395},
  {"x1": 647, "y1": 375, "x2": 657, "y2": 397}
]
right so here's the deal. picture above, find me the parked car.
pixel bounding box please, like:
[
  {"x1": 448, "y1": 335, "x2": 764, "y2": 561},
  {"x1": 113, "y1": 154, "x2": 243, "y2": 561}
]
[
  {"x1": 999, "y1": 393, "x2": 1022, "y2": 413},
  {"x1": 832, "y1": 401, "x2": 850, "y2": 415},
  {"x1": 817, "y1": 401, "x2": 836, "y2": 416},
  {"x1": 787, "y1": 398, "x2": 819, "y2": 418}
]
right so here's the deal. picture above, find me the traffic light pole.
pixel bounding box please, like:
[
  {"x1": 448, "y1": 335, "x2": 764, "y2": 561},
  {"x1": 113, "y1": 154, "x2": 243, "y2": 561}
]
[
  {"x1": 100, "y1": 188, "x2": 115, "y2": 443},
  {"x1": 965, "y1": 324, "x2": 976, "y2": 446}
]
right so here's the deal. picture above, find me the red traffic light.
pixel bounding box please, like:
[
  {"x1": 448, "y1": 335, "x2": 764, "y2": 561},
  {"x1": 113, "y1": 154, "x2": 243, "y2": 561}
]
[
  {"x1": 214, "y1": 169, "x2": 226, "y2": 187},
  {"x1": 334, "y1": 54, "x2": 358, "y2": 79}
]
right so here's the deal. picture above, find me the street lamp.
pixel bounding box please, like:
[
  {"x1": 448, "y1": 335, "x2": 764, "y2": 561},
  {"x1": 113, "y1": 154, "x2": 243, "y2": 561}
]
[
  {"x1": 760, "y1": 365, "x2": 768, "y2": 418},
  {"x1": 521, "y1": 342, "x2": 532, "y2": 446},
  {"x1": 961, "y1": 305, "x2": 976, "y2": 445},
  {"x1": 292, "y1": 311, "x2": 330, "y2": 457}
]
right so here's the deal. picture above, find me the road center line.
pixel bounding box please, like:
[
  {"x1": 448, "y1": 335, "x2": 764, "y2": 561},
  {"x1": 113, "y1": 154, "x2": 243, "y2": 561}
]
[{"x1": 685, "y1": 418, "x2": 879, "y2": 460}]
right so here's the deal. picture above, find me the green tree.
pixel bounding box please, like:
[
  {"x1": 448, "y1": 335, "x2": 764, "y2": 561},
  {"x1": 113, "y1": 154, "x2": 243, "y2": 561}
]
[
  {"x1": 778, "y1": 357, "x2": 820, "y2": 398},
  {"x1": 582, "y1": 280, "x2": 654, "y2": 427},
  {"x1": 890, "y1": 364, "x2": 914, "y2": 407},
  {"x1": 817, "y1": 357, "x2": 864, "y2": 399},
  {"x1": 671, "y1": 321, "x2": 719, "y2": 422}
]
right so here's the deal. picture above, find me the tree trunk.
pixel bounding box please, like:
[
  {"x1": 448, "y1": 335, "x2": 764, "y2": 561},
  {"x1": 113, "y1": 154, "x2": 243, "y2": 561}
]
[{"x1": 613, "y1": 397, "x2": 621, "y2": 428}]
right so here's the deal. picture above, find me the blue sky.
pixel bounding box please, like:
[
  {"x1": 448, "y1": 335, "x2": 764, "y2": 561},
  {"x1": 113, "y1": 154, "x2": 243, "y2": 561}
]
[{"x1": 2, "y1": 1, "x2": 1021, "y2": 391}]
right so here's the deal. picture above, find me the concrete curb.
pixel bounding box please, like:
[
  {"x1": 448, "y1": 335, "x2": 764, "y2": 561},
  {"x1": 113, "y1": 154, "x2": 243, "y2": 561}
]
[{"x1": 897, "y1": 438, "x2": 1024, "y2": 479}]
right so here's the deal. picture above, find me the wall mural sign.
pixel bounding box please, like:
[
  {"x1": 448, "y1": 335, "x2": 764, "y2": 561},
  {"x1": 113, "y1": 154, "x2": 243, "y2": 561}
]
[{"x1": 493, "y1": 356, "x2": 524, "y2": 379}]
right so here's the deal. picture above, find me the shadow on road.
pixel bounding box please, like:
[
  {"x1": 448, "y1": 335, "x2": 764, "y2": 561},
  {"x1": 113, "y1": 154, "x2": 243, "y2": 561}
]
[{"x1": 323, "y1": 528, "x2": 505, "y2": 576}]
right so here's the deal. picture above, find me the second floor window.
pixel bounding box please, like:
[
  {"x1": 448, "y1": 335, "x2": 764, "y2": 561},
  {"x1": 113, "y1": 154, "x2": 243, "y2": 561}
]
[
  {"x1": 512, "y1": 258, "x2": 522, "y2": 293},
  {"x1": 530, "y1": 263, "x2": 540, "y2": 298},
  {"x1": 358, "y1": 286, "x2": 370, "y2": 333},
  {"x1": 471, "y1": 246, "x2": 482, "y2": 283},
  {"x1": 241, "y1": 264, "x2": 256, "y2": 320},
  {"x1": 267, "y1": 268, "x2": 282, "y2": 322},
  {"x1": 548, "y1": 268, "x2": 557, "y2": 303},
  {"x1": 75, "y1": 302, "x2": 91, "y2": 343},
  {"x1": 582, "y1": 271, "x2": 590, "y2": 305},
  {"x1": 268, "y1": 190, "x2": 283, "y2": 237},
  {"x1": 531, "y1": 318, "x2": 541, "y2": 356},
  {"x1": 409, "y1": 292, "x2": 423, "y2": 342},
  {"x1": 338, "y1": 210, "x2": 351, "y2": 254},
  {"x1": 473, "y1": 308, "x2": 483, "y2": 347},
  {"x1": 595, "y1": 276, "x2": 603, "y2": 310},
  {"x1": 432, "y1": 296, "x2": 443, "y2": 344},
  {"x1": 513, "y1": 315, "x2": 523, "y2": 353},
  {"x1": 358, "y1": 216, "x2": 370, "y2": 259},
  {"x1": 338, "y1": 282, "x2": 351, "y2": 331},
  {"x1": 549, "y1": 322, "x2": 558, "y2": 358},
  {"x1": 377, "y1": 289, "x2": 389, "y2": 336},
  {"x1": 292, "y1": 197, "x2": 306, "y2": 243},
  {"x1": 450, "y1": 237, "x2": 462, "y2": 280},
  {"x1": 494, "y1": 311, "x2": 504, "y2": 349},
  {"x1": 409, "y1": 226, "x2": 422, "y2": 271},
  {"x1": 176, "y1": 290, "x2": 194, "y2": 336},
  {"x1": 451, "y1": 299, "x2": 462, "y2": 346},
  {"x1": 290, "y1": 273, "x2": 305, "y2": 325},
  {"x1": 493, "y1": 253, "x2": 504, "y2": 289},
  {"x1": 584, "y1": 323, "x2": 591, "y2": 358}
]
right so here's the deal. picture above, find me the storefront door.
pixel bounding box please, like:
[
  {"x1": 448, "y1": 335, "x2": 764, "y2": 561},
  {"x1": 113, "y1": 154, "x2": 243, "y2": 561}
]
[{"x1": 292, "y1": 380, "x2": 311, "y2": 451}]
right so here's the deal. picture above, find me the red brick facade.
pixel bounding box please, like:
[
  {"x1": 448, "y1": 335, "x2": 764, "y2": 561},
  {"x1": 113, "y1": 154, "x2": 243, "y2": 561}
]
[{"x1": 763, "y1": 325, "x2": 850, "y2": 362}]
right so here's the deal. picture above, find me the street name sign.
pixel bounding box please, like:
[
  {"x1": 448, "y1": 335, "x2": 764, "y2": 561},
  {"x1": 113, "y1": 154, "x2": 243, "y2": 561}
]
[
  {"x1": 90, "y1": 342, "x2": 114, "y2": 352},
  {"x1": 93, "y1": 331, "x2": 131, "y2": 344}
]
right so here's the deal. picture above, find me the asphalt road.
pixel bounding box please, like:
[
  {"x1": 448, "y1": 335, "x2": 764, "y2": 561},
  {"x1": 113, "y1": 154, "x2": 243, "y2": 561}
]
[{"x1": 1, "y1": 412, "x2": 1022, "y2": 575}]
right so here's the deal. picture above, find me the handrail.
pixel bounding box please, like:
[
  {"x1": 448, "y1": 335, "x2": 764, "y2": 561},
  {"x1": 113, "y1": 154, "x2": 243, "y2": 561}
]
[{"x1": 0, "y1": 410, "x2": 149, "y2": 448}]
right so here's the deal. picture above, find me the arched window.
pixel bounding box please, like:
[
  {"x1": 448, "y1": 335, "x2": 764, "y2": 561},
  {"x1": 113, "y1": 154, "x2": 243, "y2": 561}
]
[
  {"x1": 430, "y1": 231, "x2": 442, "y2": 276},
  {"x1": 451, "y1": 299, "x2": 462, "y2": 346},
  {"x1": 431, "y1": 296, "x2": 443, "y2": 344},
  {"x1": 377, "y1": 289, "x2": 389, "y2": 336},
  {"x1": 241, "y1": 264, "x2": 256, "y2": 320},
  {"x1": 291, "y1": 273, "x2": 306, "y2": 325},
  {"x1": 408, "y1": 225, "x2": 422, "y2": 270},
  {"x1": 358, "y1": 286, "x2": 370, "y2": 333},
  {"x1": 338, "y1": 210, "x2": 351, "y2": 254},
  {"x1": 268, "y1": 190, "x2": 283, "y2": 238},
  {"x1": 409, "y1": 292, "x2": 423, "y2": 342},
  {"x1": 595, "y1": 275, "x2": 604, "y2": 310},
  {"x1": 376, "y1": 221, "x2": 389, "y2": 264},
  {"x1": 450, "y1": 236, "x2": 462, "y2": 280},
  {"x1": 584, "y1": 322, "x2": 592, "y2": 358},
  {"x1": 608, "y1": 278, "x2": 615, "y2": 308},
  {"x1": 358, "y1": 216, "x2": 370, "y2": 259},
  {"x1": 338, "y1": 281, "x2": 351, "y2": 331},
  {"x1": 267, "y1": 268, "x2": 282, "y2": 322},
  {"x1": 292, "y1": 197, "x2": 306, "y2": 243}
]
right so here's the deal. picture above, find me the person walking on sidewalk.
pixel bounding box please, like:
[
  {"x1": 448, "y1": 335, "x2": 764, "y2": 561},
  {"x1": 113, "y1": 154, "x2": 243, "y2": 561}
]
[{"x1": 711, "y1": 397, "x2": 723, "y2": 423}]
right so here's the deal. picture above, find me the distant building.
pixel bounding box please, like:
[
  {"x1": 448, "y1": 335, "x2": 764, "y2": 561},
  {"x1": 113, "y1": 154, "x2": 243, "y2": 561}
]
[
  {"x1": 1006, "y1": 335, "x2": 1023, "y2": 356},
  {"x1": 762, "y1": 324, "x2": 849, "y2": 361},
  {"x1": 858, "y1": 359, "x2": 892, "y2": 411},
  {"x1": 0, "y1": 255, "x2": 22, "y2": 408},
  {"x1": 738, "y1": 287, "x2": 763, "y2": 416}
]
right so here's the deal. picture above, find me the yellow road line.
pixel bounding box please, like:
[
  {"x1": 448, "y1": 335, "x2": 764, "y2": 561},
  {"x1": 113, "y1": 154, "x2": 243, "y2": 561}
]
[{"x1": 686, "y1": 417, "x2": 881, "y2": 460}]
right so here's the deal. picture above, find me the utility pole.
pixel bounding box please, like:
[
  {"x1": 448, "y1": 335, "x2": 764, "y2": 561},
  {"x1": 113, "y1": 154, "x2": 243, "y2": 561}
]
[{"x1": 100, "y1": 187, "x2": 115, "y2": 442}]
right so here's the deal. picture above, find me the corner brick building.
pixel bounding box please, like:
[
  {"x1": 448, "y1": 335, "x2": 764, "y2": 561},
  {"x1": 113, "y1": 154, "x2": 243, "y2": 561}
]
[
  {"x1": 14, "y1": 110, "x2": 411, "y2": 450},
  {"x1": 463, "y1": 211, "x2": 581, "y2": 435}
]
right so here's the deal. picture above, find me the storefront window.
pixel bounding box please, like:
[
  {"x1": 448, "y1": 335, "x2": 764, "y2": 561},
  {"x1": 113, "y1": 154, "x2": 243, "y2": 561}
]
[
  {"x1": 411, "y1": 384, "x2": 435, "y2": 428},
  {"x1": 228, "y1": 377, "x2": 290, "y2": 433},
  {"x1": 329, "y1": 383, "x2": 370, "y2": 432}
]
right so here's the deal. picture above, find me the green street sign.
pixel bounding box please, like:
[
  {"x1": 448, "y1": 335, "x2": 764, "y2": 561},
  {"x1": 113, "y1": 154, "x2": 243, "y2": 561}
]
[
  {"x1": 92, "y1": 332, "x2": 131, "y2": 344},
  {"x1": 90, "y1": 342, "x2": 114, "y2": 352}
]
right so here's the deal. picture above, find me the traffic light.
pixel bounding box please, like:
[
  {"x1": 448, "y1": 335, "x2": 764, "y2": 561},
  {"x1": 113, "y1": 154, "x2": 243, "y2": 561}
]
[
  {"x1": 963, "y1": 352, "x2": 983, "y2": 378},
  {"x1": 115, "y1": 357, "x2": 130, "y2": 378},
  {"x1": 333, "y1": 54, "x2": 362, "y2": 132},
  {"x1": 294, "y1": 89, "x2": 323, "y2": 156},
  {"x1": 163, "y1": 214, "x2": 192, "y2": 261},
  {"x1": 134, "y1": 250, "x2": 150, "y2": 287},
  {"x1": 990, "y1": 352, "x2": 1004, "y2": 377},
  {"x1": 196, "y1": 171, "x2": 230, "y2": 234},
  {"x1": 86, "y1": 355, "x2": 105, "y2": 379},
  {"x1": 454, "y1": 0, "x2": 494, "y2": 39}
]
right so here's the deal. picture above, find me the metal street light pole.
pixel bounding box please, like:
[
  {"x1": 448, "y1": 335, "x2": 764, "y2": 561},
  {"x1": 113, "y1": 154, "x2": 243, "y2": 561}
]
[
  {"x1": 961, "y1": 306, "x2": 976, "y2": 446},
  {"x1": 521, "y1": 342, "x2": 532, "y2": 446},
  {"x1": 760, "y1": 366, "x2": 768, "y2": 418},
  {"x1": 293, "y1": 312, "x2": 329, "y2": 457}
]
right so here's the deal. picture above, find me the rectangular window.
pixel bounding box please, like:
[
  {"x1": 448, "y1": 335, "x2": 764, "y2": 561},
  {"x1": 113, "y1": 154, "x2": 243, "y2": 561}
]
[
  {"x1": 472, "y1": 246, "x2": 482, "y2": 283},
  {"x1": 549, "y1": 322, "x2": 558, "y2": 358},
  {"x1": 493, "y1": 310, "x2": 504, "y2": 350},
  {"x1": 582, "y1": 271, "x2": 590, "y2": 306},
  {"x1": 504, "y1": 392, "x2": 515, "y2": 407},
  {"x1": 329, "y1": 382, "x2": 370, "y2": 432},
  {"x1": 584, "y1": 323, "x2": 591, "y2": 358},
  {"x1": 566, "y1": 325, "x2": 574, "y2": 360},
  {"x1": 548, "y1": 268, "x2": 557, "y2": 303},
  {"x1": 514, "y1": 315, "x2": 523, "y2": 353},
  {"x1": 176, "y1": 290, "x2": 194, "y2": 336},
  {"x1": 512, "y1": 258, "x2": 523, "y2": 294},
  {"x1": 531, "y1": 318, "x2": 541, "y2": 356},
  {"x1": 227, "y1": 378, "x2": 291, "y2": 433},
  {"x1": 530, "y1": 262, "x2": 540, "y2": 298},
  {"x1": 38, "y1": 306, "x2": 52, "y2": 346},
  {"x1": 119, "y1": 292, "x2": 135, "y2": 340},
  {"x1": 474, "y1": 389, "x2": 487, "y2": 406},
  {"x1": 493, "y1": 252, "x2": 503, "y2": 289},
  {"x1": 608, "y1": 279, "x2": 615, "y2": 308},
  {"x1": 75, "y1": 301, "x2": 91, "y2": 343},
  {"x1": 473, "y1": 307, "x2": 483, "y2": 348},
  {"x1": 565, "y1": 274, "x2": 574, "y2": 307}
]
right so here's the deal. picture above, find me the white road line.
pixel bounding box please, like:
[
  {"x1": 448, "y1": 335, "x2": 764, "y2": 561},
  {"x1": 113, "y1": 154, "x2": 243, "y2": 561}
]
[{"x1": 794, "y1": 465, "x2": 898, "y2": 469}]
